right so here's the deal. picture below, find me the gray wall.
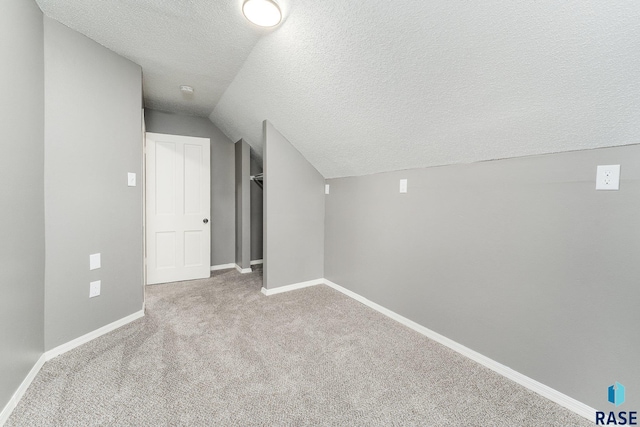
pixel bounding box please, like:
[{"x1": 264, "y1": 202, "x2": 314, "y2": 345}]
[
  {"x1": 144, "y1": 110, "x2": 235, "y2": 267},
  {"x1": 235, "y1": 140, "x2": 251, "y2": 270},
  {"x1": 263, "y1": 121, "x2": 324, "y2": 289},
  {"x1": 0, "y1": 0, "x2": 45, "y2": 412},
  {"x1": 324, "y1": 144, "x2": 640, "y2": 410},
  {"x1": 250, "y1": 157, "x2": 263, "y2": 261},
  {"x1": 44, "y1": 17, "x2": 144, "y2": 350}
]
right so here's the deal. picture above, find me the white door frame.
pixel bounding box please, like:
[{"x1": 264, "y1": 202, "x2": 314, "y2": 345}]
[
  {"x1": 145, "y1": 132, "x2": 211, "y2": 285},
  {"x1": 142, "y1": 110, "x2": 147, "y2": 302}
]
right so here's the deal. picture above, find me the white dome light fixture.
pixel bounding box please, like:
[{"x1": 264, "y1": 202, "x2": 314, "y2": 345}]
[{"x1": 242, "y1": 0, "x2": 282, "y2": 28}]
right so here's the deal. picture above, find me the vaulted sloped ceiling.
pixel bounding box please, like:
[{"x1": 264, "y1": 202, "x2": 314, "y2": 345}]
[
  {"x1": 37, "y1": 1, "x2": 640, "y2": 178},
  {"x1": 36, "y1": 0, "x2": 265, "y2": 116},
  {"x1": 211, "y1": 0, "x2": 640, "y2": 177}
]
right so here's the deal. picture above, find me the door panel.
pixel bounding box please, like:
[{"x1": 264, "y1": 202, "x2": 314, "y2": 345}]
[
  {"x1": 184, "y1": 144, "x2": 202, "y2": 214},
  {"x1": 156, "y1": 232, "x2": 176, "y2": 269},
  {"x1": 155, "y1": 142, "x2": 176, "y2": 215},
  {"x1": 184, "y1": 231, "x2": 203, "y2": 267},
  {"x1": 146, "y1": 133, "x2": 210, "y2": 284}
]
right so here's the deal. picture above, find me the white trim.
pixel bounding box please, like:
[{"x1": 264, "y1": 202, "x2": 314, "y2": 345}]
[
  {"x1": 210, "y1": 263, "x2": 235, "y2": 271},
  {"x1": 235, "y1": 264, "x2": 252, "y2": 274},
  {"x1": 0, "y1": 310, "x2": 145, "y2": 426},
  {"x1": 145, "y1": 132, "x2": 211, "y2": 286},
  {"x1": 250, "y1": 259, "x2": 263, "y2": 266},
  {"x1": 44, "y1": 310, "x2": 145, "y2": 361},
  {"x1": 261, "y1": 278, "x2": 324, "y2": 296},
  {"x1": 0, "y1": 354, "x2": 46, "y2": 426},
  {"x1": 322, "y1": 279, "x2": 595, "y2": 421}
]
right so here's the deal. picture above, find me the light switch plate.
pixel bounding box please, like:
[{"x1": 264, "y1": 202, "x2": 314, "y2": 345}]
[
  {"x1": 400, "y1": 179, "x2": 408, "y2": 193},
  {"x1": 89, "y1": 280, "x2": 101, "y2": 298},
  {"x1": 596, "y1": 165, "x2": 620, "y2": 190},
  {"x1": 89, "y1": 253, "x2": 101, "y2": 270},
  {"x1": 325, "y1": 184, "x2": 330, "y2": 195},
  {"x1": 128, "y1": 172, "x2": 136, "y2": 187}
]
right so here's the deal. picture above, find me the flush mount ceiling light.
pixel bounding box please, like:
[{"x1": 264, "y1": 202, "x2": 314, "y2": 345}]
[{"x1": 242, "y1": 0, "x2": 282, "y2": 27}]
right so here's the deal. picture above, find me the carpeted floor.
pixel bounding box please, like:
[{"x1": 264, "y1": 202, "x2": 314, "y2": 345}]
[{"x1": 7, "y1": 267, "x2": 590, "y2": 426}]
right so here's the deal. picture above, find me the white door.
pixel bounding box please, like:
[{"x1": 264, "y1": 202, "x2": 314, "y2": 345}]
[{"x1": 146, "y1": 132, "x2": 211, "y2": 284}]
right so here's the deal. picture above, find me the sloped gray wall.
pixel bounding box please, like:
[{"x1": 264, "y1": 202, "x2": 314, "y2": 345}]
[
  {"x1": 325, "y1": 144, "x2": 640, "y2": 410},
  {"x1": 263, "y1": 121, "x2": 324, "y2": 289}
]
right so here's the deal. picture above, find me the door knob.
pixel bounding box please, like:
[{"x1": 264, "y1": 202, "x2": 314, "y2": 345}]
[{"x1": 203, "y1": 218, "x2": 209, "y2": 224}]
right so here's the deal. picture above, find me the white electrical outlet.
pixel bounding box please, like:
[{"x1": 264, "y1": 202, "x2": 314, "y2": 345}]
[
  {"x1": 399, "y1": 179, "x2": 408, "y2": 193},
  {"x1": 89, "y1": 253, "x2": 101, "y2": 270},
  {"x1": 89, "y1": 280, "x2": 101, "y2": 298},
  {"x1": 128, "y1": 172, "x2": 136, "y2": 187},
  {"x1": 596, "y1": 165, "x2": 620, "y2": 190},
  {"x1": 325, "y1": 184, "x2": 330, "y2": 195}
]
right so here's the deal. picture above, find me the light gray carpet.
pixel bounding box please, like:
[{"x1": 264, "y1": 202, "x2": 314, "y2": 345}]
[{"x1": 8, "y1": 267, "x2": 590, "y2": 426}]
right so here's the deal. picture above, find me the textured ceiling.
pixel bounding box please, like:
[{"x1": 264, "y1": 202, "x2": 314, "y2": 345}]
[
  {"x1": 211, "y1": 0, "x2": 640, "y2": 177},
  {"x1": 37, "y1": 1, "x2": 640, "y2": 178},
  {"x1": 36, "y1": 0, "x2": 266, "y2": 116}
]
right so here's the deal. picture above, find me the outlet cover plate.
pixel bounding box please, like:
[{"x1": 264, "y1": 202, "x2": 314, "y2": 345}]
[
  {"x1": 596, "y1": 165, "x2": 620, "y2": 190},
  {"x1": 89, "y1": 253, "x2": 101, "y2": 270},
  {"x1": 89, "y1": 280, "x2": 101, "y2": 298}
]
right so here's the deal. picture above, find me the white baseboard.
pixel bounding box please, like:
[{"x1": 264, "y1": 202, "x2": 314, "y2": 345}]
[
  {"x1": 0, "y1": 309, "x2": 144, "y2": 426},
  {"x1": 322, "y1": 279, "x2": 595, "y2": 421},
  {"x1": 261, "y1": 278, "x2": 324, "y2": 296},
  {"x1": 45, "y1": 310, "x2": 145, "y2": 361},
  {"x1": 235, "y1": 264, "x2": 252, "y2": 274},
  {"x1": 0, "y1": 354, "x2": 46, "y2": 426},
  {"x1": 210, "y1": 263, "x2": 235, "y2": 271},
  {"x1": 250, "y1": 259, "x2": 263, "y2": 266}
]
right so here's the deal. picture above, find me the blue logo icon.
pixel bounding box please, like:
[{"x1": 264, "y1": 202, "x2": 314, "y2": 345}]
[
  {"x1": 596, "y1": 382, "x2": 636, "y2": 425},
  {"x1": 608, "y1": 382, "x2": 626, "y2": 407}
]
